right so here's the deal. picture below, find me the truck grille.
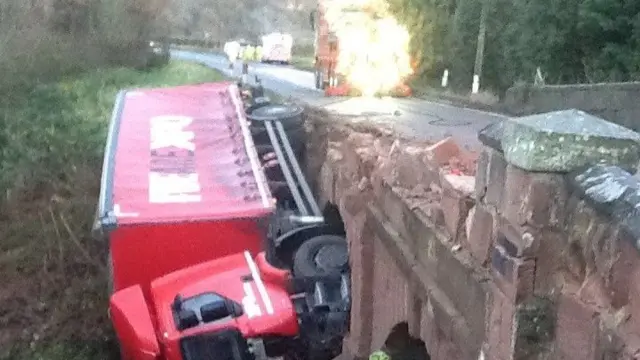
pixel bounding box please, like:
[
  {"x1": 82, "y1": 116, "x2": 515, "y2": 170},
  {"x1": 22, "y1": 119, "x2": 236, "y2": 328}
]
[{"x1": 180, "y1": 329, "x2": 252, "y2": 360}]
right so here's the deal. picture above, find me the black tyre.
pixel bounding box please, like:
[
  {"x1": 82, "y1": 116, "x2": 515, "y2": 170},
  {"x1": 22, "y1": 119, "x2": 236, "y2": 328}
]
[
  {"x1": 293, "y1": 235, "x2": 348, "y2": 278},
  {"x1": 246, "y1": 98, "x2": 271, "y2": 115},
  {"x1": 248, "y1": 103, "x2": 304, "y2": 129}
]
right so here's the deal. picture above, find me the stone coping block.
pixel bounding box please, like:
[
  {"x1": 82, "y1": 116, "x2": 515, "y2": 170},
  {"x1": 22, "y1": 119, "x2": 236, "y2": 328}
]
[
  {"x1": 478, "y1": 120, "x2": 504, "y2": 153},
  {"x1": 487, "y1": 109, "x2": 640, "y2": 173},
  {"x1": 567, "y1": 164, "x2": 640, "y2": 251}
]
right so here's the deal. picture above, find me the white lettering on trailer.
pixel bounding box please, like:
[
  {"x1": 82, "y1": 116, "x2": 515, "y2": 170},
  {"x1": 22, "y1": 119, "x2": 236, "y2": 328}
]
[
  {"x1": 244, "y1": 251, "x2": 274, "y2": 315},
  {"x1": 148, "y1": 115, "x2": 202, "y2": 204},
  {"x1": 149, "y1": 173, "x2": 202, "y2": 203},
  {"x1": 113, "y1": 204, "x2": 139, "y2": 217},
  {"x1": 150, "y1": 116, "x2": 196, "y2": 151},
  {"x1": 242, "y1": 281, "x2": 262, "y2": 318}
]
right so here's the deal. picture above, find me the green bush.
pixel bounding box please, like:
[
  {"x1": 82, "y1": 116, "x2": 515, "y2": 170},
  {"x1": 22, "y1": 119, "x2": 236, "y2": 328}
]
[{"x1": 388, "y1": 0, "x2": 640, "y2": 94}]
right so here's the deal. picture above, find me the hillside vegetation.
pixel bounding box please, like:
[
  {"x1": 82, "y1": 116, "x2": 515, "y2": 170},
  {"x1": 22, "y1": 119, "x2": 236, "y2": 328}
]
[
  {"x1": 388, "y1": 0, "x2": 640, "y2": 94},
  {"x1": 0, "y1": 57, "x2": 224, "y2": 359}
]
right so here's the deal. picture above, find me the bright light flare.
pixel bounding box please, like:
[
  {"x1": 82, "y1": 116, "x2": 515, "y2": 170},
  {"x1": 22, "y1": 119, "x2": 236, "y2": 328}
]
[{"x1": 322, "y1": 0, "x2": 412, "y2": 96}]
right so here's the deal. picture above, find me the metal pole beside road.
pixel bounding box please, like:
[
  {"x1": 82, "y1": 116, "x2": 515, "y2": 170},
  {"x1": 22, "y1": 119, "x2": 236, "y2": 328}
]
[{"x1": 472, "y1": 0, "x2": 488, "y2": 94}]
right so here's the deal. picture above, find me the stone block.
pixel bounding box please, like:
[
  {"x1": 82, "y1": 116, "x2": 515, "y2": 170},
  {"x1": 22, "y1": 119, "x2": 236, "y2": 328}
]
[
  {"x1": 407, "y1": 288, "x2": 423, "y2": 338},
  {"x1": 607, "y1": 231, "x2": 640, "y2": 308},
  {"x1": 523, "y1": 173, "x2": 569, "y2": 228},
  {"x1": 318, "y1": 160, "x2": 336, "y2": 205},
  {"x1": 441, "y1": 171, "x2": 475, "y2": 196},
  {"x1": 347, "y1": 208, "x2": 376, "y2": 356},
  {"x1": 555, "y1": 294, "x2": 601, "y2": 360},
  {"x1": 434, "y1": 236, "x2": 489, "y2": 344},
  {"x1": 487, "y1": 286, "x2": 516, "y2": 360},
  {"x1": 513, "y1": 297, "x2": 555, "y2": 359},
  {"x1": 502, "y1": 109, "x2": 640, "y2": 172},
  {"x1": 627, "y1": 266, "x2": 640, "y2": 335},
  {"x1": 394, "y1": 146, "x2": 440, "y2": 189},
  {"x1": 412, "y1": 208, "x2": 441, "y2": 274},
  {"x1": 377, "y1": 183, "x2": 408, "y2": 240},
  {"x1": 485, "y1": 150, "x2": 508, "y2": 210},
  {"x1": 478, "y1": 120, "x2": 504, "y2": 153},
  {"x1": 405, "y1": 205, "x2": 440, "y2": 258},
  {"x1": 568, "y1": 164, "x2": 640, "y2": 251},
  {"x1": 474, "y1": 150, "x2": 490, "y2": 201},
  {"x1": 533, "y1": 230, "x2": 567, "y2": 295},
  {"x1": 491, "y1": 244, "x2": 535, "y2": 303},
  {"x1": 441, "y1": 189, "x2": 474, "y2": 242},
  {"x1": 425, "y1": 136, "x2": 461, "y2": 166},
  {"x1": 502, "y1": 165, "x2": 569, "y2": 228},
  {"x1": 420, "y1": 299, "x2": 438, "y2": 356},
  {"x1": 565, "y1": 198, "x2": 609, "y2": 265},
  {"x1": 430, "y1": 286, "x2": 463, "y2": 342},
  {"x1": 429, "y1": 285, "x2": 481, "y2": 360},
  {"x1": 466, "y1": 205, "x2": 495, "y2": 265},
  {"x1": 496, "y1": 221, "x2": 538, "y2": 259},
  {"x1": 501, "y1": 164, "x2": 530, "y2": 226}
]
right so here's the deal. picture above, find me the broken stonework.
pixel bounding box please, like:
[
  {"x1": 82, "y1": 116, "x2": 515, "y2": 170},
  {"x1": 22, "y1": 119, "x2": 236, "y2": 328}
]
[
  {"x1": 501, "y1": 109, "x2": 640, "y2": 172},
  {"x1": 306, "y1": 105, "x2": 640, "y2": 360},
  {"x1": 568, "y1": 164, "x2": 640, "y2": 250}
]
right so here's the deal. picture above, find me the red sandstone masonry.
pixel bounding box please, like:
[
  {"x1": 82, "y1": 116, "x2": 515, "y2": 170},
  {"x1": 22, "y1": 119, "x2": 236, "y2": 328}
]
[{"x1": 304, "y1": 107, "x2": 640, "y2": 360}]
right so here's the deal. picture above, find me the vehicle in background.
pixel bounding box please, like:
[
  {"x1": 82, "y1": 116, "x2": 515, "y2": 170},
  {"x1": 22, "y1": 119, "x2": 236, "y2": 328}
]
[
  {"x1": 261, "y1": 33, "x2": 293, "y2": 65},
  {"x1": 224, "y1": 40, "x2": 243, "y2": 63},
  {"x1": 309, "y1": 3, "x2": 339, "y2": 90},
  {"x1": 309, "y1": 2, "x2": 412, "y2": 97},
  {"x1": 94, "y1": 81, "x2": 350, "y2": 360}
]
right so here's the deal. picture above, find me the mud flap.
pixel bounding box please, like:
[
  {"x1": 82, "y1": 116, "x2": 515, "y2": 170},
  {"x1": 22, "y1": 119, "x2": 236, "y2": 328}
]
[{"x1": 110, "y1": 286, "x2": 160, "y2": 360}]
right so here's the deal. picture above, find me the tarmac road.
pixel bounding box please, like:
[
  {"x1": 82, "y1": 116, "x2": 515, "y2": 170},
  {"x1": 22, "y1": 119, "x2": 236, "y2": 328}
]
[{"x1": 171, "y1": 50, "x2": 508, "y2": 150}]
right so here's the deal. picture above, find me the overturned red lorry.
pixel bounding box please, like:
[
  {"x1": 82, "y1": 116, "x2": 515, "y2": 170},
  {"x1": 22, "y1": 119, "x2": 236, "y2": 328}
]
[{"x1": 93, "y1": 81, "x2": 350, "y2": 360}]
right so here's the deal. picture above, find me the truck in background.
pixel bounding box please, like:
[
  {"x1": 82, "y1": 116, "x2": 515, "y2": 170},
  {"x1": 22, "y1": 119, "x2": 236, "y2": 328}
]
[
  {"x1": 260, "y1": 33, "x2": 293, "y2": 65},
  {"x1": 309, "y1": 4, "x2": 338, "y2": 91}
]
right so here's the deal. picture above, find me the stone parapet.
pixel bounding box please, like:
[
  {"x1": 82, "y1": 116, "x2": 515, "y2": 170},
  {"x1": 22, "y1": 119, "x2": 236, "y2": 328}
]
[{"x1": 304, "y1": 106, "x2": 640, "y2": 360}]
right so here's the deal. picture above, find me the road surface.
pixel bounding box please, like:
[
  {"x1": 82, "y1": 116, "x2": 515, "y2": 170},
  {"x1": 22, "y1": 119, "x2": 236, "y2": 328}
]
[{"x1": 172, "y1": 50, "x2": 507, "y2": 149}]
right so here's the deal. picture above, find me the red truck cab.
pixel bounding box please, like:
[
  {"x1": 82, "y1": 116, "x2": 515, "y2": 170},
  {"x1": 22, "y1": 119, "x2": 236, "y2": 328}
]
[{"x1": 95, "y1": 82, "x2": 350, "y2": 360}]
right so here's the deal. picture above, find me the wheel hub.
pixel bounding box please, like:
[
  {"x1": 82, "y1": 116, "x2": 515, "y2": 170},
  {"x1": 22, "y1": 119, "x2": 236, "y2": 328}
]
[{"x1": 314, "y1": 244, "x2": 348, "y2": 272}]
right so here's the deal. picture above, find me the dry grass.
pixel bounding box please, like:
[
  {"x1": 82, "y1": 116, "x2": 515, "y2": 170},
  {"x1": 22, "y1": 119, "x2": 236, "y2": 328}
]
[{"x1": 0, "y1": 61, "x2": 226, "y2": 360}]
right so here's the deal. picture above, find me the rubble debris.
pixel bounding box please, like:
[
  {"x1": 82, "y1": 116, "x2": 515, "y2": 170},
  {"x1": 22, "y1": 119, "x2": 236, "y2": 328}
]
[
  {"x1": 426, "y1": 137, "x2": 461, "y2": 166},
  {"x1": 501, "y1": 109, "x2": 640, "y2": 172},
  {"x1": 441, "y1": 173, "x2": 475, "y2": 198}
]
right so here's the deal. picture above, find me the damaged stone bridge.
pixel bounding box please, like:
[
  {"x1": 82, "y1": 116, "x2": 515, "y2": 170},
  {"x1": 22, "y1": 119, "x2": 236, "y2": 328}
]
[{"x1": 304, "y1": 107, "x2": 640, "y2": 360}]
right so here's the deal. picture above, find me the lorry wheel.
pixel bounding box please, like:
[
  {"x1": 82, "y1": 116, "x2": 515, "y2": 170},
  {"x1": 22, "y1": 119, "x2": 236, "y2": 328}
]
[
  {"x1": 293, "y1": 235, "x2": 348, "y2": 278},
  {"x1": 248, "y1": 103, "x2": 306, "y2": 154},
  {"x1": 248, "y1": 103, "x2": 305, "y2": 130}
]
